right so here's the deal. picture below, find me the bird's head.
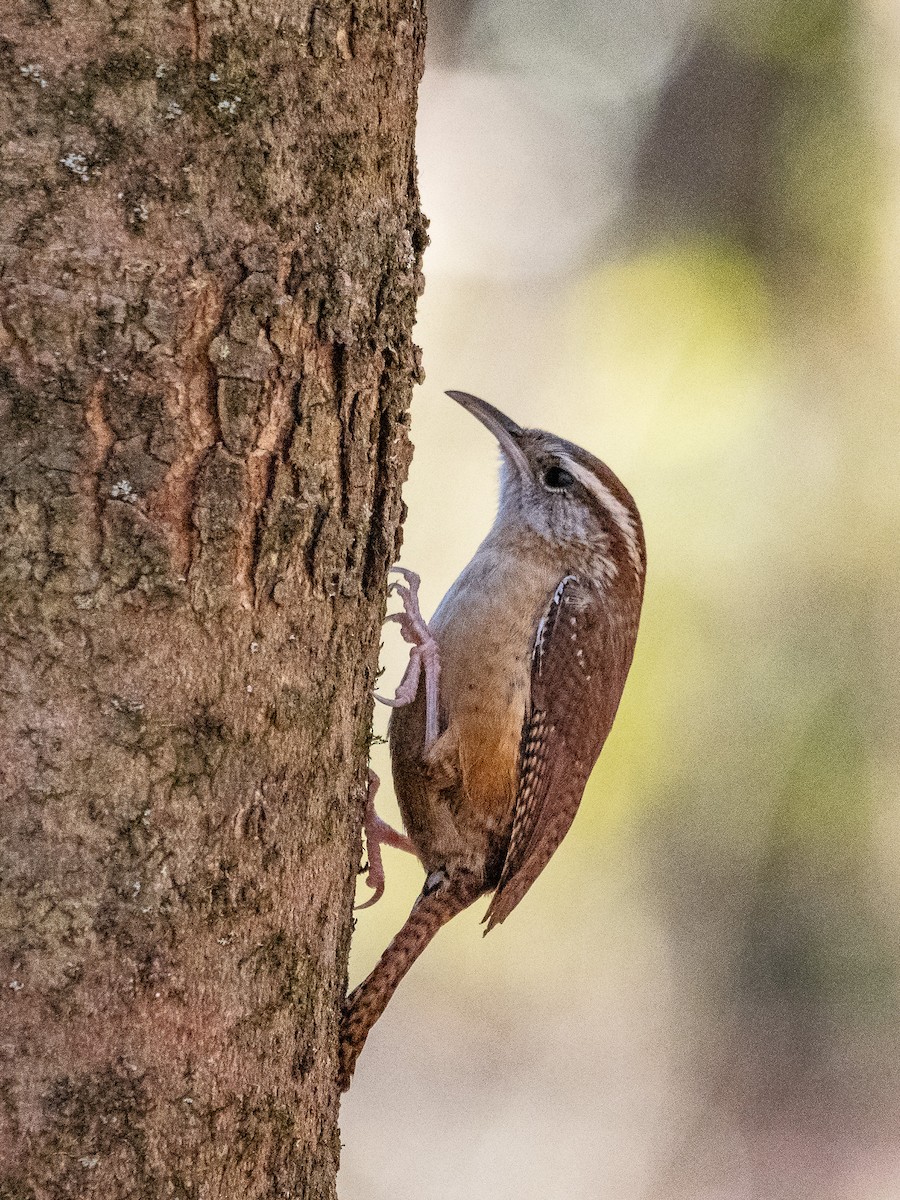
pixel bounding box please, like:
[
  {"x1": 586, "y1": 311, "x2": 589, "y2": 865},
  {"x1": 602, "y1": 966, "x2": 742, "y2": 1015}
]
[{"x1": 447, "y1": 390, "x2": 645, "y2": 590}]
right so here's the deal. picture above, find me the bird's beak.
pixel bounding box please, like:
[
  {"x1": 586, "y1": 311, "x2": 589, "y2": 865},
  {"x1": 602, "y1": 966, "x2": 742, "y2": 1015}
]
[{"x1": 445, "y1": 391, "x2": 531, "y2": 478}]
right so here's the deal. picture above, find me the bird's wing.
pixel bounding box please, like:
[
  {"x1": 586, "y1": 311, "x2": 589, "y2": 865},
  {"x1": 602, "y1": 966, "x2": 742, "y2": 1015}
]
[{"x1": 483, "y1": 574, "x2": 635, "y2": 932}]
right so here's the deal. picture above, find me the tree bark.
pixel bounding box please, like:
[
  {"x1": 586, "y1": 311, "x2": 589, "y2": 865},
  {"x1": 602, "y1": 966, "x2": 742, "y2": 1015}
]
[{"x1": 0, "y1": 2, "x2": 425, "y2": 1196}]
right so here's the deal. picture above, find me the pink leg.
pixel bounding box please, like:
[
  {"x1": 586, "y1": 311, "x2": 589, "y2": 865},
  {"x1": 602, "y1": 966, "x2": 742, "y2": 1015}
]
[
  {"x1": 356, "y1": 769, "x2": 416, "y2": 910},
  {"x1": 375, "y1": 566, "x2": 441, "y2": 749}
]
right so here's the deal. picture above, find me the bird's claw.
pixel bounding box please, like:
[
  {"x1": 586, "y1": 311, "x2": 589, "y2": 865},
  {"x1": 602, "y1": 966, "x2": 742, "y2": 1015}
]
[
  {"x1": 376, "y1": 565, "x2": 441, "y2": 746},
  {"x1": 355, "y1": 770, "x2": 416, "y2": 909},
  {"x1": 355, "y1": 872, "x2": 385, "y2": 910}
]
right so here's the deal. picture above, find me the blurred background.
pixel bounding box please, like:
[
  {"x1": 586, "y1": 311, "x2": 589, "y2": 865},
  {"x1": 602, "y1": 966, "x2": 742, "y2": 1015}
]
[{"x1": 340, "y1": 1, "x2": 900, "y2": 1196}]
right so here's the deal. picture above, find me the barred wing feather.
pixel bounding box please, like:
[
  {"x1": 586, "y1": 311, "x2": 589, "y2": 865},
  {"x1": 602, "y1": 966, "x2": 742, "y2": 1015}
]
[{"x1": 483, "y1": 575, "x2": 635, "y2": 931}]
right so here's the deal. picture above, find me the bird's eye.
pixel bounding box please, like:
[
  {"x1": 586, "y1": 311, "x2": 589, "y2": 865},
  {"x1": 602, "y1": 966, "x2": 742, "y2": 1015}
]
[{"x1": 543, "y1": 465, "x2": 575, "y2": 490}]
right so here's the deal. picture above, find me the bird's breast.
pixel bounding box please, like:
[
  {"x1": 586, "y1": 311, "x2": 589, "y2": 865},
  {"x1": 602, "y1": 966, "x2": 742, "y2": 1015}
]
[{"x1": 429, "y1": 544, "x2": 562, "y2": 832}]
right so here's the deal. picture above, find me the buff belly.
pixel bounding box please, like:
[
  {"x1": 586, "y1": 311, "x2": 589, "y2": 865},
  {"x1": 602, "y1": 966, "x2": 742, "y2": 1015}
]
[{"x1": 389, "y1": 544, "x2": 561, "y2": 885}]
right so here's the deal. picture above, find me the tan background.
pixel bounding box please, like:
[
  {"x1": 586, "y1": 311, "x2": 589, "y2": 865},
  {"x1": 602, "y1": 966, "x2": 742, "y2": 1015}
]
[{"x1": 341, "y1": 2, "x2": 900, "y2": 1195}]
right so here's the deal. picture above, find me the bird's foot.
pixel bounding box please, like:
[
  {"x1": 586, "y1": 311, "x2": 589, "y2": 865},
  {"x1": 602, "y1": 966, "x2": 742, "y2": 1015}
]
[
  {"x1": 356, "y1": 769, "x2": 416, "y2": 910},
  {"x1": 375, "y1": 566, "x2": 441, "y2": 748}
]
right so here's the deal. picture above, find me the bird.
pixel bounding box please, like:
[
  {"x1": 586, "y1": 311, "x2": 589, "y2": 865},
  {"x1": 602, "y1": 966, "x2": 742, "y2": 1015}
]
[{"x1": 339, "y1": 390, "x2": 646, "y2": 1090}]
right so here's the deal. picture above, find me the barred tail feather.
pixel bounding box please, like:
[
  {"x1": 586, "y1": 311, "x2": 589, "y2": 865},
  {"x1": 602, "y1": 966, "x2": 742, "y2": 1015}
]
[{"x1": 338, "y1": 871, "x2": 484, "y2": 1090}]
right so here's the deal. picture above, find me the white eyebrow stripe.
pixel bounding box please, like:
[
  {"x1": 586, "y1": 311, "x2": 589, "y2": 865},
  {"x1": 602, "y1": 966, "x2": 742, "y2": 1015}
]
[{"x1": 560, "y1": 455, "x2": 643, "y2": 575}]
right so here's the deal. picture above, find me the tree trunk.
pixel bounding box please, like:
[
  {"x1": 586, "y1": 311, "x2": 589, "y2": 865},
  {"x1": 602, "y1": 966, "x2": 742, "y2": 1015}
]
[{"x1": 0, "y1": 2, "x2": 425, "y2": 1196}]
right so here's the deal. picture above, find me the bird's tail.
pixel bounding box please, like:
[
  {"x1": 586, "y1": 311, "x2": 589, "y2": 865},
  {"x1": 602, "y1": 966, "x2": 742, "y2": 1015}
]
[{"x1": 338, "y1": 870, "x2": 484, "y2": 1091}]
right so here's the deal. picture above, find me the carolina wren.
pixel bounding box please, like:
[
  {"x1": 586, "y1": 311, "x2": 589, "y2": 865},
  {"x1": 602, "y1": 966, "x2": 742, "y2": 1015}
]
[{"x1": 340, "y1": 391, "x2": 645, "y2": 1089}]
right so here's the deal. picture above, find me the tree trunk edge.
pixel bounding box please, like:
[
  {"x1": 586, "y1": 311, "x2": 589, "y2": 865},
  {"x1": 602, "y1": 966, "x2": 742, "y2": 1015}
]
[{"x1": 0, "y1": 2, "x2": 427, "y2": 1196}]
